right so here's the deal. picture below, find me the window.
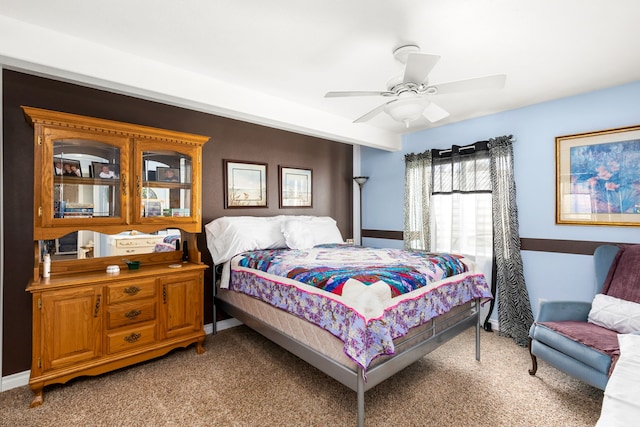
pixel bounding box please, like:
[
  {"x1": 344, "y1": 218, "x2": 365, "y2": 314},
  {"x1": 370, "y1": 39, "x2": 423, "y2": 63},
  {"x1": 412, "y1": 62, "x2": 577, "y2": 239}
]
[
  {"x1": 405, "y1": 136, "x2": 533, "y2": 344},
  {"x1": 405, "y1": 145, "x2": 493, "y2": 292}
]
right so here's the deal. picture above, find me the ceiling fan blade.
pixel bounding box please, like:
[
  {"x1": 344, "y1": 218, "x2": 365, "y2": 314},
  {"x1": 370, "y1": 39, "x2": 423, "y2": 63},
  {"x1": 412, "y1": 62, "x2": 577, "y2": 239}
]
[
  {"x1": 431, "y1": 74, "x2": 506, "y2": 95},
  {"x1": 325, "y1": 91, "x2": 388, "y2": 98},
  {"x1": 403, "y1": 53, "x2": 440, "y2": 84},
  {"x1": 353, "y1": 102, "x2": 389, "y2": 123},
  {"x1": 423, "y1": 102, "x2": 450, "y2": 123}
]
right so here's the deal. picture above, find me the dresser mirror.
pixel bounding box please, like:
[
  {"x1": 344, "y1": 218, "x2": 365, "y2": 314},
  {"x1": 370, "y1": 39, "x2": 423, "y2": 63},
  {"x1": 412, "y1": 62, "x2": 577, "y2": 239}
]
[{"x1": 39, "y1": 228, "x2": 181, "y2": 262}]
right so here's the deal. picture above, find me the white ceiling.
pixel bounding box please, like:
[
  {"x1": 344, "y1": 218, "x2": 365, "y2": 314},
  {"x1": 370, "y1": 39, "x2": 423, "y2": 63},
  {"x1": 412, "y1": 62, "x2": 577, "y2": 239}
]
[{"x1": 1, "y1": 0, "x2": 640, "y2": 150}]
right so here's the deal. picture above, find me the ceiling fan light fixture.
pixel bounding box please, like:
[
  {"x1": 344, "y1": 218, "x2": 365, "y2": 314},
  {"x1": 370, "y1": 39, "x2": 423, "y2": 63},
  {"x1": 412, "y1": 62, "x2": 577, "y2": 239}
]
[{"x1": 384, "y1": 98, "x2": 425, "y2": 128}]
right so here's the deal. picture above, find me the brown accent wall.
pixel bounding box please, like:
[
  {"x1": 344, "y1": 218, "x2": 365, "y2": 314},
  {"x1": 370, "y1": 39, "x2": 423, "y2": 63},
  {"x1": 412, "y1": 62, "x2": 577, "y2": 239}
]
[{"x1": 2, "y1": 69, "x2": 353, "y2": 375}]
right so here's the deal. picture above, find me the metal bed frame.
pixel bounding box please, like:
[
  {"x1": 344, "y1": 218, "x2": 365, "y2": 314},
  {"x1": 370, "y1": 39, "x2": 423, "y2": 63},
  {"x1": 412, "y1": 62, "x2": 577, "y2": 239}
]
[{"x1": 212, "y1": 267, "x2": 482, "y2": 427}]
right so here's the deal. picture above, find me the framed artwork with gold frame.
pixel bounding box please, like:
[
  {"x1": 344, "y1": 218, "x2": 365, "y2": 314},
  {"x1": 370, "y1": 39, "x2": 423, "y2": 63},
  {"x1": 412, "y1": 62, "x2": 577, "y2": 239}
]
[{"x1": 556, "y1": 124, "x2": 640, "y2": 226}]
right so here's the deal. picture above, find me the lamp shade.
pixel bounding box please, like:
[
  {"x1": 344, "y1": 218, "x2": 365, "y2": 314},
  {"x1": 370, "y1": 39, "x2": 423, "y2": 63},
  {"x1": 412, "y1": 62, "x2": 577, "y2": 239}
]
[
  {"x1": 353, "y1": 176, "x2": 369, "y2": 186},
  {"x1": 384, "y1": 98, "x2": 426, "y2": 127}
]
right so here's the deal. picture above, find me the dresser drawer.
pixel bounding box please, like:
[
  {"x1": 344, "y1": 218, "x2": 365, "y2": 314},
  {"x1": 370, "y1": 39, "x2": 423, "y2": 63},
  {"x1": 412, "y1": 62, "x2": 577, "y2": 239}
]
[
  {"x1": 114, "y1": 237, "x2": 163, "y2": 248},
  {"x1": 106, "y1": 279, "x2": 156, "y2": 304},
  {"x1": 110, "y1": 246, "x2": 156, "y2": 256},
  {"x1": 106, "y1": 299, "x2": 156, "y2": 329},
  {"x1": 106, "y1": 323, "x2": 157, "y2": 354}
]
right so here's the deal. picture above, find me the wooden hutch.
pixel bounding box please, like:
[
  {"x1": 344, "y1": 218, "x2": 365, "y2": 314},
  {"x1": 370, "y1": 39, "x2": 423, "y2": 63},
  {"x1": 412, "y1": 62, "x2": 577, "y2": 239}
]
[{"x1": 23, "y1": 106, "x2": 210, "y2": 407}]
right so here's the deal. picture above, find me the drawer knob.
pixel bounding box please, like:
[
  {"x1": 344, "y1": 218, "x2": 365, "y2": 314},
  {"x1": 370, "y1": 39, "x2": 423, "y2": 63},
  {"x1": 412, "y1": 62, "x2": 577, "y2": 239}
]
[
  {"x1": 123, "y1": 286, "x2": 141, "y2": 295},
  {"x1": 125, "y1": 309, "x2": 142, "y2": 319},
  {"x1": 124, "y1": 332, "x2": 141, "y2": 343}
]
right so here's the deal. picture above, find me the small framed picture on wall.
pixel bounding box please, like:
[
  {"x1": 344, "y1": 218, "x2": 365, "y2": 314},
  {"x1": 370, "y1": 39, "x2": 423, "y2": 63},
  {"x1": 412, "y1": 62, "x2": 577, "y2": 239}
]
[
  {"x1": 279, "y1": 166, "x2": 312, "y2": 208},
  {"x1": 223, "y1": 160, "x2": 268, "y2": 208}
]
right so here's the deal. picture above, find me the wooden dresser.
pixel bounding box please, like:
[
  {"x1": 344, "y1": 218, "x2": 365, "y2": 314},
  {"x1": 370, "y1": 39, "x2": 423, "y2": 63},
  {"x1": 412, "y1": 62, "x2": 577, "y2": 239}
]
[
  {"x1": 26, "y1": 263, "x2": 206, "y2": 407},
  {"x1": 23, "y1": 106, "x2": 210, "y2": 407}
]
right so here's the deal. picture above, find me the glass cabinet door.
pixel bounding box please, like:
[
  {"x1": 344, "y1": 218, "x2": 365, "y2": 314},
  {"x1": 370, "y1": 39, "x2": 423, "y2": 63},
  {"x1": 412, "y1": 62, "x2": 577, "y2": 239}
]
[
  {"x1": 41, "y1": 128, "x2": 130, "y2": 229},
  {"x1": 134, "y1": 141, "x2": 200, "y2": 230},
  {"x1": 26, "y1": 106, "x2": 208, "y2": 242}
]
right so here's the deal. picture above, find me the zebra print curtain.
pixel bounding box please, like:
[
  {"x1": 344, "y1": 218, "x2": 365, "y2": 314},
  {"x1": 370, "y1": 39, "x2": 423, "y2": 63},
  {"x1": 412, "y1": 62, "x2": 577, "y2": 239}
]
[{"x1": 489, "y1": 135, "x2": 533, "y2": 346}]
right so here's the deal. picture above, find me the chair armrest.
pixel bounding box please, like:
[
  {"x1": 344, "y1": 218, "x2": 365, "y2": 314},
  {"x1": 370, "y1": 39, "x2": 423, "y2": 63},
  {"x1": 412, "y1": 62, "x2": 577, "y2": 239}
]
[{"x1": 536, "y1": 300, "x2": 592, "y2": 322}]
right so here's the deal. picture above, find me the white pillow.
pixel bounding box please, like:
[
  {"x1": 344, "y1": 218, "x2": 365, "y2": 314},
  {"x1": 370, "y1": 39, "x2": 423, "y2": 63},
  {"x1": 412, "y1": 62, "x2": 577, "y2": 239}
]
[
  {"x1": 205, "y1": 215, "x2": 344, "y2": 261},
  {"x1": 588, "y1": 294, "x2": 640, "y2": 334},
  {"x1": 205, "y1": 216, "x2": 287, "y2": 264},
  {"x1": 281, "y1": 217, "x2": 343, "y2": 250},
  {"x1": 596, "y1": 333, "x2": 640, "y2": 426},
  {"x1": 281, "y1": 220, "x2": 316, "y2": 250},
  {"x1": 308, "y1": 217, "x2": 345, "y2": 245}
]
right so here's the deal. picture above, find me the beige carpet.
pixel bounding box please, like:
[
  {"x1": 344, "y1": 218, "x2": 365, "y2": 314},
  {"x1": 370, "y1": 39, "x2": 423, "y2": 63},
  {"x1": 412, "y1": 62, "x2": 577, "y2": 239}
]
[{"x1": 0, "y1": 325, "x2": 602, "y2": 426}]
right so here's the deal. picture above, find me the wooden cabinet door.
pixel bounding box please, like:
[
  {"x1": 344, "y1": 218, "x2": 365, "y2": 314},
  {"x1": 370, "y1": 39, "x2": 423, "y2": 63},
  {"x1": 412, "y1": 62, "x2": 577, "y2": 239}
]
[
  {"x1": 159, "y1": 272, "x2": 203, "y2": 339},
  {"x1": 39, "y1": 286, "x2": 102, "y2": 371},
  {"x1": 132, "y1": 139, "x2": 204, "y2": 233},
  {"x1": 30, "y1": 122, "x2": 131, "y2": 239}
]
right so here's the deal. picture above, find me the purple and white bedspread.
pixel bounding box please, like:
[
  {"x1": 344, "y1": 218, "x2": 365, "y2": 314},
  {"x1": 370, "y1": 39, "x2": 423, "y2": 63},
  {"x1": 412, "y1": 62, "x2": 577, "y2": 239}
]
[{"x1": 229, "y1": 245, "x2": 492, "y2": 372}]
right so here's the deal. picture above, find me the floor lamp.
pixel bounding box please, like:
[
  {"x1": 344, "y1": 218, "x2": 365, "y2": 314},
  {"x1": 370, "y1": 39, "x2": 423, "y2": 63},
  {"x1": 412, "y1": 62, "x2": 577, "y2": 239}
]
[{"x1": 353, "y1": 176, "x2": 369, "y2": 245}]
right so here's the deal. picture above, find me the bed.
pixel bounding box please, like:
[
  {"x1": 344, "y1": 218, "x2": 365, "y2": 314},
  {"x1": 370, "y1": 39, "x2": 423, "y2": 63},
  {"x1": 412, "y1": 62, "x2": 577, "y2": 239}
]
[{"x1": 206, "y1": 216, "x2": 492, "y2": 426}]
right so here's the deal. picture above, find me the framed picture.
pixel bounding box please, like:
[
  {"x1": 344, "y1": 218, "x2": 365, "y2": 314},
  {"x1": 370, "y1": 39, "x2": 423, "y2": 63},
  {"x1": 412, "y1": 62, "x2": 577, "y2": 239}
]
[
  {"x1": 92, "y1": 162, "x2": 119, "y2": 179},
  {"x1": 223, "y1": 160, "x2": 268, "y2": 208},
  {"x1": 156, "y1": 167, "x2": 180, "y2": 182},
  {"x1": 556, "y1": 124, "x2": 640, "y2": 226},
  {"x1": 279, "y1": 166, "x2": 312, "y2": 208},
  {"x1": 143, "y1": 200, "x2": 163, "y2": 217},
  {"x1": 55, "y1": 158, "x2": 82, "y2": 177}
]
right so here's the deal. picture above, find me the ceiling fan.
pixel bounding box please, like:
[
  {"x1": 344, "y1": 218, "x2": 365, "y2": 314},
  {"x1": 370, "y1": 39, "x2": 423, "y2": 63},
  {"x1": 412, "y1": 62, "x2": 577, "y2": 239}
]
[{"x1": 325, "y1": 45, "x2": 506, "y2": 128}]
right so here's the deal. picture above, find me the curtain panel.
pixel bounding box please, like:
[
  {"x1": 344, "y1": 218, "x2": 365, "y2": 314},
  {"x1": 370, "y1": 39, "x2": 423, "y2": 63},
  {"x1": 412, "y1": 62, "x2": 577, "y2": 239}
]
[
  {"x1": 488, "y1": 135, "x2": 533, "y2": 346},
  {"x1": 404, "y1": 151, "x2": 432, "y2": 250}
]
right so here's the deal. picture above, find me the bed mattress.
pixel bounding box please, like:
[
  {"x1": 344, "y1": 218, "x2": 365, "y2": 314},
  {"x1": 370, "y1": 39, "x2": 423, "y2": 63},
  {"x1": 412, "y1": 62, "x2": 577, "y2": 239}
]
[{"x1": 216, "y1": 284, "x2": 477, "y2": 371}]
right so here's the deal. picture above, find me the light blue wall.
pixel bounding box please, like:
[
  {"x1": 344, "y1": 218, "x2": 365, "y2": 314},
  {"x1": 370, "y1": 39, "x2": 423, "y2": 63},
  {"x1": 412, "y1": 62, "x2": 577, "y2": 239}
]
[{"x1": 360, "y1": 81, "x2": 640, "y2": 319}]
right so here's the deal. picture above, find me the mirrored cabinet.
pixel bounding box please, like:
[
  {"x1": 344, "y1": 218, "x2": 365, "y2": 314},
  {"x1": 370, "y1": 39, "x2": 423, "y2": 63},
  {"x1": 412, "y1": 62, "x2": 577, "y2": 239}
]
[
  {"x1": 135, "y1": 142, "x2": 199, "y2": 226},
  {"x1": 52, "y1": 137, "x2": 124, "y2": 223},
  {"x1": 26, "y1": 106, "x2": 207, "y2": 241},
  {"x1": 22, "y1": 106, "x2": 210, "y2": 407}
]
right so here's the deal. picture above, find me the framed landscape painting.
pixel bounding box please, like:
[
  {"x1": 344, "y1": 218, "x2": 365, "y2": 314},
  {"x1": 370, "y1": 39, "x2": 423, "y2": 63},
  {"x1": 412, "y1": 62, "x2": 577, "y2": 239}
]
[
  {"x1": 223, "y1": 160, "x2": 268, "y2": 208},
  {"x1": 556, "y1": 124, "x2": 640, "y2": 226},
  {"x1": 279, "y1": 166, "x2": 312, "y2": 208}
]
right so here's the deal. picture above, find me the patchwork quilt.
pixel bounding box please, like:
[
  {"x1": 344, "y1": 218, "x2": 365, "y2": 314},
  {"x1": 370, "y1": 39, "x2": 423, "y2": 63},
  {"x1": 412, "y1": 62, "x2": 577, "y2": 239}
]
[{"x1": 229, "y1": 244, "x2": 492, "y2": 371}]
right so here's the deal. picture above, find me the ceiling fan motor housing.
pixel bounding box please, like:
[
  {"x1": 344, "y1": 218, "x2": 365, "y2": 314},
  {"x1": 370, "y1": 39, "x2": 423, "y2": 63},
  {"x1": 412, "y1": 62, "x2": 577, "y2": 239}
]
[{"x1": 393, "y1": 44, "x2": 421, "y2": 64}]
